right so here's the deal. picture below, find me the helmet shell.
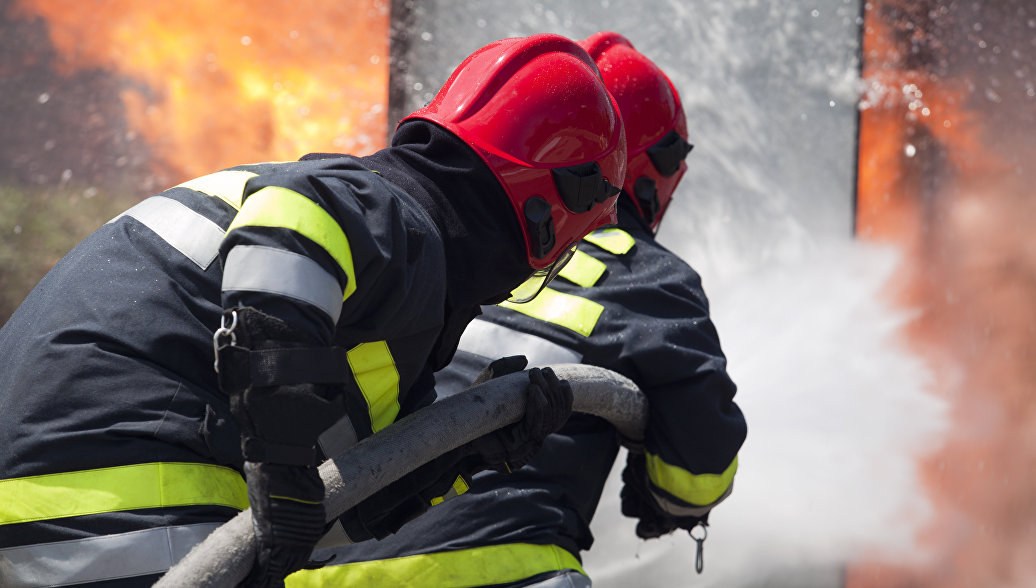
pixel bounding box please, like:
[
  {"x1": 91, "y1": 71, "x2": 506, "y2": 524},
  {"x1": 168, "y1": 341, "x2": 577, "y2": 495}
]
[
  {"x1": 580, "y1": 31, "x2": 690, "y2": 230},
  {"x1": 403, "y1": 34, "x2": 627, "y2": 268}
]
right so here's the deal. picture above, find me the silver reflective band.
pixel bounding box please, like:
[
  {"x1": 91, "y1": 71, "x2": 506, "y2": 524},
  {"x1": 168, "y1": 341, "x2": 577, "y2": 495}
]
[
  {"x1": 0, "y1": 523, "x2": 220, "y2": 587},
  {"x1": 222, "y1": 245, "x2": 344, "y2": 324},
  {"x1": 318, "y1": 416, "x2": 359, "y2": 460},
  {"x1": 314, "y1": 519, "x2": 355, "y2": 550},
  {"x1": 649, "y1": 483, "x2": 732, "y2": 518},
  {"x1": 457, "y1": 319, "x2": 582, "y2": 368},
  {"x1": 109, "y1": 196, "x2": 226, "y2": 270}
]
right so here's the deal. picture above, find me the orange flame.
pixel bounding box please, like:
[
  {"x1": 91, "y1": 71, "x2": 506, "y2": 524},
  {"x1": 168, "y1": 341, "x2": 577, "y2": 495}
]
[
  {"x1": 11, "y1": 0, "x2": 390, "y2": 182},
  {"x1": 851, "y1": 1, "x2": 1036, "y2": 587}
]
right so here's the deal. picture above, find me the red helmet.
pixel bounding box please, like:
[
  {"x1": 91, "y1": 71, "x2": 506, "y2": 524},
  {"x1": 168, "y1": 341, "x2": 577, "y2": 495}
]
[
  {"x1": 401, "y1": 34, "x2": 627, "y2": 269},
  {"x1": 580, "y1": 32, "x2": 693, "y2": 231}
]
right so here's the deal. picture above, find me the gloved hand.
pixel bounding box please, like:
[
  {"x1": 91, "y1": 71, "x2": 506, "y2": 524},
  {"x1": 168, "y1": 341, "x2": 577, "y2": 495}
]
[
  {"x1": 334, "y1": 361, "x2": 572, "y2": 543},
  {"x1": 244, "y1": 462, "x2": 328, "y2": 587},
  {"x1": 620, "y1": 451, "x2": 705, "y2": 539},
  {"x1": 215, "y1": 307, "x2": 345, "y2": 586},
  {"x1": 467, "y1": 365, "x2": 573, "y2": 473}
]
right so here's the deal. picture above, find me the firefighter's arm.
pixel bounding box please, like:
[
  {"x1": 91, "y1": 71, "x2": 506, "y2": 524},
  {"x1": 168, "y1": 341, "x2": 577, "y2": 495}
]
[
  {"x1": 618, "y1": 265, "x2": 746, "y2": 542},
  {"x1": 215, "y1": 307, "x2": 347, "y2": 587}
]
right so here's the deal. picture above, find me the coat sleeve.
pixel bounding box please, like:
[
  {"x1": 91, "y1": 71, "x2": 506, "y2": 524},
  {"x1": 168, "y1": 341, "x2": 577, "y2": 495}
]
[
  {"x1": 617, "y1": 249, "x2": 745, "y2": 514},
  {"x1": 217, "y1": 159, "x2": 399, "y2": 345}
]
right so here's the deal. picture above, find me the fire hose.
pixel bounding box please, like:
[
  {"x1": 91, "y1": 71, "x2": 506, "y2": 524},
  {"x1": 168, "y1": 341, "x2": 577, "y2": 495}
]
[{"x1": 155, "y1": 364, "x2": 646, "y2": 587}]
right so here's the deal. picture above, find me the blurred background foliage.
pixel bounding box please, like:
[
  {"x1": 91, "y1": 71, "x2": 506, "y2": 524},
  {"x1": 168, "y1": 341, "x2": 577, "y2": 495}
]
[{"x1": 0, "y1": 184, "x2": 140, "y2": 319}]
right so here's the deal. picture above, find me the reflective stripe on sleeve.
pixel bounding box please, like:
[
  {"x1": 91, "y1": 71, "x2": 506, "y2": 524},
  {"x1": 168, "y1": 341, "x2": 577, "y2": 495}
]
[
  {"x1": 108, "y1": 196, "x2": 225, "y2": 270},
  {"x1": 222, "y1": 245, "x2": 345, "y2": 324},
  {"x1": 498, "y1": 288, "x2": 604, "y2": 337},
  {"x1": 176, "y1": 169, "x2": 258, "y2": 210},
  {"x1": 0, "y1": 523, "x2": 221, "y2": 587},
  {"x1": 286, "y1": 543, "x2": 586, "y2": 588},
  {"x1": 583, "y1": 228, "x2": 635, "y2": 255},
  {"x1": 0, "y1": 463, "x2": 248, "y2": 526},
  {"x1": 347, "y1": 341, "x2": 401, "y2": 433},
  {"x1": 227, "y1": 186, "x2": 358, "y2": 301},
  {"x1": 645, "y1": 453, "x2": 738, "y2": 507},
  {"x1": 457, "y1": 319, "x2": 582, "y2": 367},
  {"x1": 557, "y1": 248, "x2": 607, "y2": 287}
]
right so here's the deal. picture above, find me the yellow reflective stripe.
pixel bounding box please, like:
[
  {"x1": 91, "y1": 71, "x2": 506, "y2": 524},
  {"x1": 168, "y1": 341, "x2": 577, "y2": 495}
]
[
  {"x1": 228, "y1": 186, "x2": 357, "y2": 301},
  {"x1": 557, "y1": 249, "x2": 606, "y2": 287},
  {"x1": 429, "y1": 475, "x2": 470, "y2": 506},
  {"x1": 176, "y1": 170, "x2": 258, "y2": 211},
  {"x1": 499, "y1": 288, "x2": 604, "y2": 337},
  {"x1": 286, "y1": 543, "x2": 585, "y2": 588},
  {"x1": 0, "y1": 463, "x2": 248, "y2": 526},
  {"x1": 583, "y1": 228, "x2": 635, "y2": 255},
  {"x1": 452, "y1": 475, "x2": 469, "y2": 495},
  {"x1": 646, "y1": 453, "x2": 738, "y2": 506},
  {"x1": 347, "y1": 340, "x2": 401, "y2": 433}
]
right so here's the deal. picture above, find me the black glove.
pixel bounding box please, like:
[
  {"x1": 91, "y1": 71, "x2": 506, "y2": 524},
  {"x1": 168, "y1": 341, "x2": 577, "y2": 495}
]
[
  {"x1": 334, "y1": 361, "x2": 572, "y2": 543},
  {"x1": 243, "y1": 462, "x2": 328, "y2": 586},
  {"x1": 215, "y1": 307, "x2": 345, "y2": 586},
  {"x1": 620, "y1": 452, "x2": 706, "y2": 539},
  {"x1": 466, "y1": 365, "x2": 573, "y2": 473}
]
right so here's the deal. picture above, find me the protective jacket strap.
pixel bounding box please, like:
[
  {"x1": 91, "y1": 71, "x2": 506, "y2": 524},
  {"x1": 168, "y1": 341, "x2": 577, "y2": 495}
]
[{"x1": 217, "y1": 345, "x2": 351, "y2": 392}]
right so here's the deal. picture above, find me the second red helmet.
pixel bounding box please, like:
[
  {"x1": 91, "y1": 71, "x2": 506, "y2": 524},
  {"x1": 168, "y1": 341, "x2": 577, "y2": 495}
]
[
  {"x1": 580, "y1": 32, "x2": 693, "y2": 231},
  {"x1": 402, "y1": 34, "x2": 627, "y2": 269}
]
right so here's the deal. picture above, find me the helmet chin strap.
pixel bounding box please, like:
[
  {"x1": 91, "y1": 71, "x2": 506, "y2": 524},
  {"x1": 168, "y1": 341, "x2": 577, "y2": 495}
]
[{"x1": 505, "y1": 244, "x2": 577, "y2": 304}]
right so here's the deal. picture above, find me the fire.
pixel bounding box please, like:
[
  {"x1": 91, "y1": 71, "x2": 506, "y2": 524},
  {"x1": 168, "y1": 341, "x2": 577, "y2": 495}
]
[
  {"x1": 10, "y1": 0, "x2": 390, "y2": 182},
  {"x1": 851, "y1": 1, "x2": 1036, "y2": 587}
]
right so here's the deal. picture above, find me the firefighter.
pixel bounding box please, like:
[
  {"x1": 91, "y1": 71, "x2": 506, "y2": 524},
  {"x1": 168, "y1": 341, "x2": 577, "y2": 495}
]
[
  {"x1": 0, "y1": 34, "x2": 627, "y2": 587},
  {"x1": 290, "y1": 32, "x2": 747, "y2": 587}
]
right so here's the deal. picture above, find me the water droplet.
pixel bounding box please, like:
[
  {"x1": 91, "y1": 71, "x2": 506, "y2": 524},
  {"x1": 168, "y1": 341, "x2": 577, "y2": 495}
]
[
  {"x1": 421, "y1": 31, "x2": 433, "y2": 41},
  {"x1": 37, "y1": 92, "x2": 50, "y2": 104},
  {"x1": 240, "y1": 36, "x2": 252, "y2": 46},
  {"x1": 904, "y1": 143, "x2": 917, "y2": 157}
]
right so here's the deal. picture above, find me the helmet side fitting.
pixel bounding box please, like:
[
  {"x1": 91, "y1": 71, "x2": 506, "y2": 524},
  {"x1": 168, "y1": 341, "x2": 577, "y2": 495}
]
[
  {"x1": 580, "y1": 31, "x2": 693, "y2": 231},
  {"x1": 402, "y1": 33, "x2": 628, "y2": 269}
]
